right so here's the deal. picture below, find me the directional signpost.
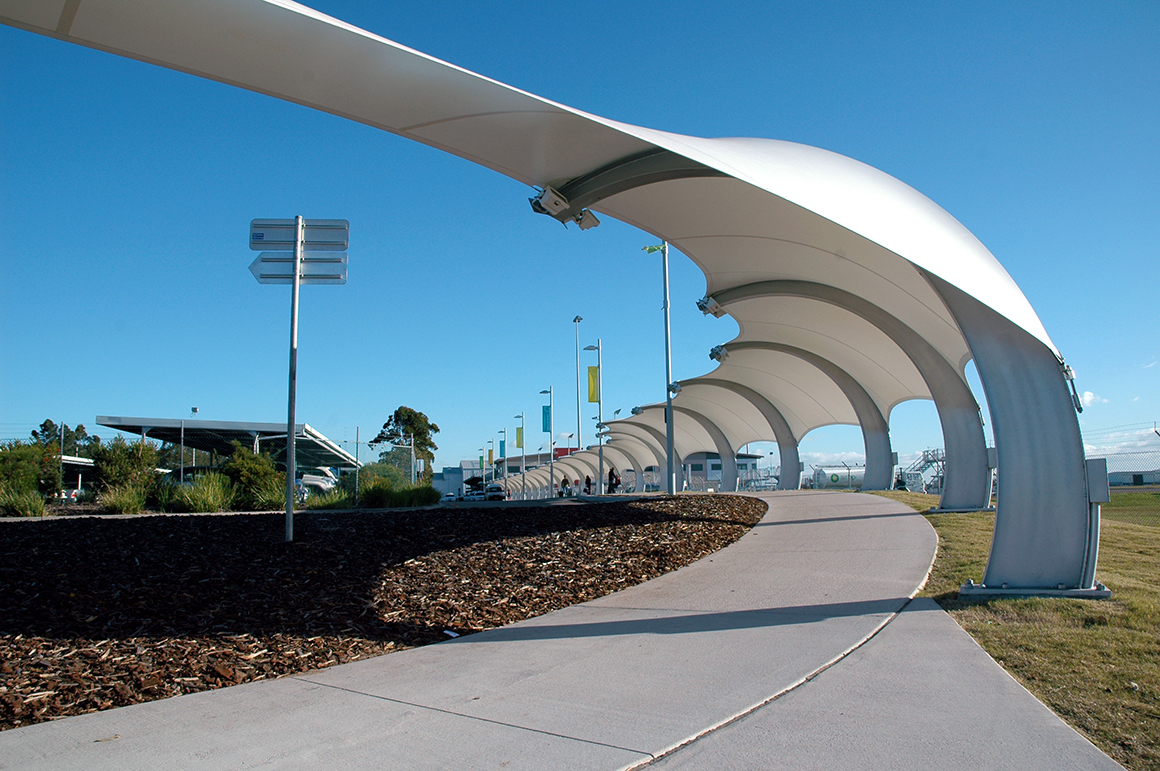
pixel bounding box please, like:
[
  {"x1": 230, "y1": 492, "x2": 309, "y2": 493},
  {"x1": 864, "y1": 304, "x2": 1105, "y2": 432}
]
[{"x1": 249, "y1": 216, "x2": 349, "y2": 541}]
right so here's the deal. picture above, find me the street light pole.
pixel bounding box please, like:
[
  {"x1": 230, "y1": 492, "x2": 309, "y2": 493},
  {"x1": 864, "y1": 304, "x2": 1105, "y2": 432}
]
[
  {"x1": 488, "y1": 438, "x2": 495, "y2": 486},
  {"x1": 499, "y1": 427, "x2": 508, "y2": 495},
  {"x1": 584, "y1": 339, "x2": 604, "y2": 494},
  {"x1": 645, "y1": 241, "x2": 677, "y2": 495},
  {"x1": 514, "y1": 412, "x2": 526, "y2": 500},
  {"x1": 540, "y1": 388, "x2": 554, "y2": 496},
  {"x1": 574, "y1": 315, "x2": 583, "y2": 457}
]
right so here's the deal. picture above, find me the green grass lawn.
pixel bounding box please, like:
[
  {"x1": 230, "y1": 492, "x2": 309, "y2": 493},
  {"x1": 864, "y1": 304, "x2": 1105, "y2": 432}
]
[{"x1": 869, "y1": 490, "x2": 1160, "y2": 771}]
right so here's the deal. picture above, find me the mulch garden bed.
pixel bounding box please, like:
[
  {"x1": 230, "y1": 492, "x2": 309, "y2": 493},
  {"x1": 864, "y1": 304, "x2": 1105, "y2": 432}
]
[{"x1": 0, "y1": 495, "x2": 765, "y2": 730}]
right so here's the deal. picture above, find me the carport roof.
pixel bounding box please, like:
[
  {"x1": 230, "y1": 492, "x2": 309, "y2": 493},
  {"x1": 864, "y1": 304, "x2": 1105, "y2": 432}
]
[{"x1": 96, "y1": 415, "x2": 360, "y2": 470}]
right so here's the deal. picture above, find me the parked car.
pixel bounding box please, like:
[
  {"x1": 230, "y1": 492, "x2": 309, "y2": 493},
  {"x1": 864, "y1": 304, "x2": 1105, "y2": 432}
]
[
  {"x1": 296, "y1": 467, "x2": 338, "y2": 495},
  {"x1": 485, "y1": 483, "x2": 505, "y2": 501},
  {"x1": 464, "y1": 489, "x2": 486, "y2": 501}
]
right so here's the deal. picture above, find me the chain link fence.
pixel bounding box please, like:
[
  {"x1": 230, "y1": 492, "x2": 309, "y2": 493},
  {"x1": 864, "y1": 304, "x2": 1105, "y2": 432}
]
[{"x1": 1090, "y1": 450, "x2": 1160, "y2": 527}]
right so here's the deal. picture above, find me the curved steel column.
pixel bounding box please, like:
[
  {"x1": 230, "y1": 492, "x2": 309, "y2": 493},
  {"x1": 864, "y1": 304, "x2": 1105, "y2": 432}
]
[
  {"x1": 683, "y1": 378, "x2": 801, "y2": 490},
  {"x1": 720, "y1": 343, "x2": 893, "y2": 490},
  {"x1": 672, "y1": 406, "x2": 738, "y2": 492},
  {"x1": 608, "y1": 423, "x2": 685, "y2": 490},
  {"x1": 924, "y1": 273, "x2": 1092, "y2": 588},
  {"x1": 602, "y1": 444, "x2": 644, "y2": 493},
  {"x1": 711, "y1": 281, "x2": 988, "y2": 508}
]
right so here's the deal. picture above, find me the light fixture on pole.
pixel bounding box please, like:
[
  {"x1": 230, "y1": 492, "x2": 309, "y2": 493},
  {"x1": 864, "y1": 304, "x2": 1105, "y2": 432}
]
[
  {"x1": 514, "y1": 412, "x2": 526, "y2": 500},
  {"x1": 584, "y1": 339, "x2": 604, "y2": 494},
  {"x1": 644, "y1": 241, "x2": 676, "y2": 494},
  {"x1": 573, "y1": 315, "x2": 583, "y2": 456},
  {"x1": 540, "y1": 388, "x2": 554, "y2": 495}
]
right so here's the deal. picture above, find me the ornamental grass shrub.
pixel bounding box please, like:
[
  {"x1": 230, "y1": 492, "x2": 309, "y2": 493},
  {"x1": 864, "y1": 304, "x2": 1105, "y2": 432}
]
[
  {"x1": 0, "y1": 487, "x2": 46, "y2": 517},
  {"x1": 305, "y1": 488, "x2": 353, "y2": 510},
  {"x1": 357, "y1": 481, "x2": 441, "y2": 509},
  {"x1": 100, "y1": 483, "x2": 148, "y2": 515},
  {"x1": 175, "y1": 472, "x2": 235, "y2": 513}
]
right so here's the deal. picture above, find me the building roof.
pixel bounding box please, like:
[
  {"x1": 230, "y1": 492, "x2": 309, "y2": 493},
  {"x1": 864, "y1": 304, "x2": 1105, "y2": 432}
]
[{"x1": 97, "y1": 416, "x2": 359, "y2": 470}]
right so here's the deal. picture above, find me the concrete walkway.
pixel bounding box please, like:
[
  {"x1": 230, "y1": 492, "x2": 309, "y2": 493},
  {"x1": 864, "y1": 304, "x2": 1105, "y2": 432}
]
[{"x1": 0, "y1": 491, "x2": 1122, "y2": 770}]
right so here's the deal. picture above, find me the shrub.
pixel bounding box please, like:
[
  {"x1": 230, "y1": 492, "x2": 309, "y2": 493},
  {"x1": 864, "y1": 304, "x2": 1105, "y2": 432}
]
[
  {"x1": 175, "y1": 472, "x2": 235, "y2": 513},
  {"x1": 248, "y1": 474, "x2": 286, "y2": 511},
  {"x1": 305, "y1": 488, "x2": 354, "y2": 510},
  {"x1": 0, "y1": 487, "x2": 46, "y2": 517},
  {"x1": 358, "y1": 481, "x2": 441, "y2": 509},
  {"x1": 0, "y1": 440, "x2": 60, "y2": 498},
  {"x1": 100, "y1": 483, "x2": 147, "y2": 515},
  {"x1": 220, "y1": 443, "x2": 283, "y2": 511},
  {"x1": 341, "y1": 462, "x2": 407, "y2": 496},
  {"x1": 93, "y1": 437, "x2": 159, "y2": 492}
]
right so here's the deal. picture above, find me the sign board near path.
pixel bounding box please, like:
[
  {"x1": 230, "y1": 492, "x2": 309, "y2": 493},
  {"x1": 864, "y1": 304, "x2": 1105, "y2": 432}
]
[
  {"x1": 249, "y1": 253, "x2": 347, "y2": 285},
  {"x1": 250, "y1": 219, "x2": 349, "y2": 251}
]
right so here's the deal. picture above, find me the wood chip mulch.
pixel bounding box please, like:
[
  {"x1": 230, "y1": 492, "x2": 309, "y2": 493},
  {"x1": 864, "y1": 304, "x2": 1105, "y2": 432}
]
[{"x1": 0, "y1": 495, "x2": 765, "y2": 731}]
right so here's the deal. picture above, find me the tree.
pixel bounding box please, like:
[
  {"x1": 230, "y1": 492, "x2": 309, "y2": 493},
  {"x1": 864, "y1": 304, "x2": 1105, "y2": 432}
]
[
  {"x1": 92, "y1": 436, "x2": 159, "y2": 491},
  {"x1": 31, "y1": 420, "x2": 101, "y2": 458},
  {"x1": 370, "y1": 406, "x2": 439, "y2": 483},
  {"x1": 0, "y1": 440, "x2": 59, "y2": 497}
]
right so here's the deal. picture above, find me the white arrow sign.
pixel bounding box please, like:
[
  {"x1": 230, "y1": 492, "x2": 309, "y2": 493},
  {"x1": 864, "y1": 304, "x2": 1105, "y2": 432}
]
[
  {"x1": 250, "y1": 219, "x2": 349, "y2": 251},
  {"x1": 249, "y1": 253, "x2": 347, "y2": 285}
]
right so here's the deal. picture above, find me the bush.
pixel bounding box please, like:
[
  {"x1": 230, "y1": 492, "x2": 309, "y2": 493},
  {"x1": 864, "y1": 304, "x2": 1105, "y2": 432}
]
[
  {"x1": 247, "y1": 474, "x2": 286, "y2": 511},
  {"x1": 341, "y1": 462, "x2": 407, "y2": 496},
  {"x1": 0, "y1": 487, "x2": 46, "y2": 517},
  {"x1": 175, "y1": 472, "x2": 235, "y2": 513},
  {"x1": 220, "y1": 444, "x2": 284, "y2": 511},
  {"x1": 93, "y1": 437, "x2": 159, "y2": 492},
  {"x1": 0, "y1": 440, "x2": 60, "y2": 498},
  {"x1": 305, "y1": 488, "x2": 354, "y2": 510},
  {"x1": 358, "y1": 481, "x2": 441, "y2": 509},
  {"x1": 100, "y1": 483, "x2": 147, "y2": 515}
]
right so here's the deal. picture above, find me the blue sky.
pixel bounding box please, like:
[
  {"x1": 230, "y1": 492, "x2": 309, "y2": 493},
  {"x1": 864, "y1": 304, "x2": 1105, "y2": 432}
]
[{"x1": 2, "y1": 1, "x2": 1157, "y2": 471}]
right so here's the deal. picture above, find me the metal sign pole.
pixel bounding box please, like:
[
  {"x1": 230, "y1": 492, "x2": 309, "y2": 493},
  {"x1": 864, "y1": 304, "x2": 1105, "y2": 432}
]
[
  {"x1": 662, "y1": 241, "x2": 676, "y2": 495},
  {"x1": 285, "y1": 215, "x2": 303, "y2": 542}
]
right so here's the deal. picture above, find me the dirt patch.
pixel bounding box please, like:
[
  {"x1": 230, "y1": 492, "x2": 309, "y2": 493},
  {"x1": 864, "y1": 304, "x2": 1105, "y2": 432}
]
[{"x1": 0, "y1": 495, "x2": 765, "y2": 730}]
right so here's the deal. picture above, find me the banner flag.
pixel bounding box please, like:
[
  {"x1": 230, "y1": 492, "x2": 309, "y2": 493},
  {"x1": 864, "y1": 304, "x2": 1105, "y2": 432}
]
[
  {"x1": 516, "y1": 426, "x2": 524, "y2": 449},
  {"x1": 542, "y1": 405, "x2": 551, "y2": 433},
  {"x1": 588, "y1": 366, "x2": 600, "y2": 403},
  {"x1": 500, "y1": 440, "x2": 505, "y2": 458},
  {"x1": 488, "y1": 449, "x2": 493, "y2": 464},
  {"x1": 478, "y1": 455, "x2": 484, "y2": 472}
]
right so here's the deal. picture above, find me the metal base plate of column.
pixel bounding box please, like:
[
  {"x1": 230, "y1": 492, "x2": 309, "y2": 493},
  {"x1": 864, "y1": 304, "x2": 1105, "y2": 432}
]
[{"x1": 959, "y1": 579, "x2": 1112, "y2": 599}]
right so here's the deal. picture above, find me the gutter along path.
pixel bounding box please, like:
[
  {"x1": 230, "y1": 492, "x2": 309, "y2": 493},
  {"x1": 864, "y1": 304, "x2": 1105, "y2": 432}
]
[{"x1": 0, "y1": 491, "x2": 1121, "y2": 770}]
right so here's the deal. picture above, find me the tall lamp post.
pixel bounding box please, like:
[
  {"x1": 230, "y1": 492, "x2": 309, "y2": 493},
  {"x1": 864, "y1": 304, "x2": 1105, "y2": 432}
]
[
  {"x1": 488, "y1": 438, "x2": 495, "y2": 486},
  {"x1": 573, "y1": 316, "x2": 583, "y2": 456},
  {"x1": 514, "y1": 412, "x2": 526, "y2": 500},
  {"x1": 498, "y1": 427, "x2": 508, "y2": 491},
  {"x1": 540, "y1": 387, "x2": 554, "y2": 496},
  {"x1": 644, "y1": 241, "x2": 676, "y2": 494},
  {"x1": 584, "y1": 339, "x2": 604, "y2": 494}
]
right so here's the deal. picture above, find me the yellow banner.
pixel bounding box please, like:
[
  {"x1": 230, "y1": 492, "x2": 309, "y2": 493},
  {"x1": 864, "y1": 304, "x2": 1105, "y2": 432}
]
[
  {"x1": 516, "y1": 426, "x2": 524, "y2": 449},
  {"x1": 488, "y1": 448, "x2": 494, "y2": 464},
  {"x1": 588, "y1": 366, "x2": 600, "y2": 403}
]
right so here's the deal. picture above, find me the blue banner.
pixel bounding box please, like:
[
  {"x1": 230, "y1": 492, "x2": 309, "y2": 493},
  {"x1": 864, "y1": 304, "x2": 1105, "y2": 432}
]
[{"x1": 542, "y1": 405, "x2": 551, "y2": 433}]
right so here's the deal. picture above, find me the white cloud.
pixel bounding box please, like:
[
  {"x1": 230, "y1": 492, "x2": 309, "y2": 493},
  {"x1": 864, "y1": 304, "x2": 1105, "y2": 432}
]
[
  {"x1": 1081, "y1": 391, "x2": 1108, "y2": 408},
  {"x1": 1144, "y1": 360, "x2": 1158, "y2": 369}
]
